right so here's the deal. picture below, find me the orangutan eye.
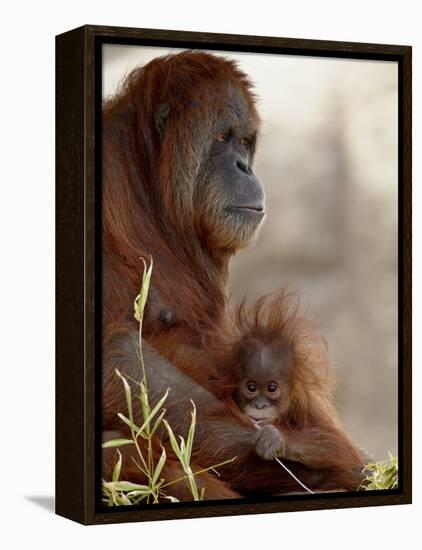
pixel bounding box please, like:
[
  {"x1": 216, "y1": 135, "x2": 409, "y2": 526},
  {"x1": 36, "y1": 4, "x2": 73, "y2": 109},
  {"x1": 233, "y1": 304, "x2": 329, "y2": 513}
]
[
  {"x1": 267, "y1": 383, "x2": 278, "y2": 393},
  {"x1": 246, "y1": 382, "x2": 257, "y2": 393},
  {"x1": 217, "y1": 130, "x2": 231, "y2": 143}
]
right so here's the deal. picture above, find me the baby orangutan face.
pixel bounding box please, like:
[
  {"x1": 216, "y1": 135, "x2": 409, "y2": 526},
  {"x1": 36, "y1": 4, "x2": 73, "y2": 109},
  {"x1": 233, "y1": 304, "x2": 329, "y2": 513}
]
[{"x1": 234, "y1": 342, "x2": 292, "y2": 425}]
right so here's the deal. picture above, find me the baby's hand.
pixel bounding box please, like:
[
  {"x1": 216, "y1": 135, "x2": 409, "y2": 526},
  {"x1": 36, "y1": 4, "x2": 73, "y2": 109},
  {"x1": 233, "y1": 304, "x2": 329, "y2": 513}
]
[{"x1": 254, "y1": 424, "x2": 285, "y2": 460}]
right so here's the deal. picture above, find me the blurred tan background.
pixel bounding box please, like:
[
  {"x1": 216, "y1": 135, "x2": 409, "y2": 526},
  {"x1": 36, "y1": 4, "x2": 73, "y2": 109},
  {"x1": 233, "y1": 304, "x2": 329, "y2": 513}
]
[{"x1": 103, "y1": 45, "x2": 398, "y2": 461}]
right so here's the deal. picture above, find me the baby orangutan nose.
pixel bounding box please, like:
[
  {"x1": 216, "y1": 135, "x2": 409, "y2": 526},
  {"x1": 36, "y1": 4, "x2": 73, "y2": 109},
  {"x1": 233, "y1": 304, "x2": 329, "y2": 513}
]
[{"x1": 254, "y1": 399, "x2": 269, "y2": 410}]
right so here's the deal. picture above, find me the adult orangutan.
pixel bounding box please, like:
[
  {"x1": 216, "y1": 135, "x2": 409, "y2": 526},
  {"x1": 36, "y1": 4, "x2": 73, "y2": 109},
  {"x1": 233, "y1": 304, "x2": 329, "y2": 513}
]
[{"x1": 102, "y1": 50, "x2": 365, "y2": 500}]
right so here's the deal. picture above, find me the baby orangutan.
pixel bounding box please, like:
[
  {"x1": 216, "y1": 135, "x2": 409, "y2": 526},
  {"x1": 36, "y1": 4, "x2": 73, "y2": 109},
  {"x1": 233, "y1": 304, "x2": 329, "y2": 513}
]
[
  {"x1": 232, "y1": 332, "x2": 294, "y2": 460},
  {"x1": 213, "y1": 292, "x2": 367, "y2": 491}
]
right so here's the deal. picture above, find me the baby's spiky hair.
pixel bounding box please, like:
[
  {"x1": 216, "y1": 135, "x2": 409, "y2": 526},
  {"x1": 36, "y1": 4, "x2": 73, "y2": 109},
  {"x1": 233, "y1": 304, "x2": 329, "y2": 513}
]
[{"x1": 216, "y1": 291, "x2": 337, "y2": 429}]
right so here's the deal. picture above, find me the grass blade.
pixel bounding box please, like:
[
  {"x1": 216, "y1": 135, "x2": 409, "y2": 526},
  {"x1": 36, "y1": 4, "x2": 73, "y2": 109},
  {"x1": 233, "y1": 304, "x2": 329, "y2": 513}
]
[
  {"x1": 103, "y1": 481, "x2": 152, "y2": 492},
  {"x1": 150, "y1": 409, "x2": 166, "y2": 436},
  {"x1": 134, "y1": 257, "x2": 153, "y2": 323},
  {"x1": 186, "y1": 400, "x2": 196, "y2": 465},
  {"x1": 164, "y1": 496, "x2": 180, "y2": 503},
  {"x1": 139, "y1": 382, "x2": 150, "y2": 424},
  {"x1": 136, "y1": 388, "x2": 170, "y2": 437},
  {"x1": 115, "y1": 369, "x2": 134, "y2": 428},
  {"x1": 102, "y1": 439, "x2": 134, "y2": 448},
  {"x1": 151, "y1": 447, "x2": 167, "y2": 487},
  {"x1": 117, "y1": 413, "x2": 140, "y2": 433},
  {"x1": 112, "y1": 450, "x2": 122, "y2": 482},
  {"x1": 118, "y1": 493, "x2": 132, "y2": 505},
  {"x1": 162, "y1": 419, "x2": 183, "y2": 463}
]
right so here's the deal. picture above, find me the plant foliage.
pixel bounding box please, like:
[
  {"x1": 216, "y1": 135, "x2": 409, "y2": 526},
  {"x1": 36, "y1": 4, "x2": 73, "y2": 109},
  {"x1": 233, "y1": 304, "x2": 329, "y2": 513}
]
[{"x1": 102, "y1": 257, "x2": 235, "y2": 505}]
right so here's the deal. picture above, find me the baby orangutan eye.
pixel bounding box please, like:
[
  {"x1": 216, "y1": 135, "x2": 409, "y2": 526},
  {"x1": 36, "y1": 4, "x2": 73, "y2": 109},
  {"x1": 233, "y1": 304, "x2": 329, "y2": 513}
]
[
  {"x1": 246, "y1": 382, "x2": 257, "y2": 393},
  {"x1": 267, "y1": 382, "x2": 278, "y2": 393}
]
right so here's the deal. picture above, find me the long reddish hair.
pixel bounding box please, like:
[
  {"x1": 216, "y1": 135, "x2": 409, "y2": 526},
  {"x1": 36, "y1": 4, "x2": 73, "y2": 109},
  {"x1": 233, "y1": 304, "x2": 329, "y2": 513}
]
[{"x1": 212, "y1": 291, "x2": 338, "y2": 430}]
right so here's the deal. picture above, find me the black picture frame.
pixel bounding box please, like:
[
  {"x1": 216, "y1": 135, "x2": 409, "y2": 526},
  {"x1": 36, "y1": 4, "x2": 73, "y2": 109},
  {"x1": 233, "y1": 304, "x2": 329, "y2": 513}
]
[{"x1": 56, "y1": 24, "x2": 412, "y2": 525}]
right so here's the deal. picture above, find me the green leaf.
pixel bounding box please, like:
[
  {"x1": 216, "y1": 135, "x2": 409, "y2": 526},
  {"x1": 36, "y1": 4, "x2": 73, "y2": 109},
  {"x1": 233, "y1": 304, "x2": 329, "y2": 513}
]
[
  {"x1": 186, "y1": 400, "x2": 196, "y2": 465},
  {"x1": 112, "y1": 450, "x2": 122, "y2": 482},
  {"x1": 127, "y1": 490, "x2": 151, "y2": 498},
  {"x1": 118, "y1": 493, "x2": 132, "y2": 505},
  {"x1": 103, "y1": 481, "x2": 152, "y2": 492},
  {"x1": 152, "y1": 447, "x2": 167, "y2": 487},
  {"x1": 117, "y1": 412, "x2": 140, "y2": 433},
  {"x1": 150, "y1": 409, "x2": 166, "y2": 437},
  {"x1": 136, "y1": 388, "x2": 170, "y2": 438},
  {"x1": 115, "y1": 370, "x2": 134, "y2": 428},
  {"x1": 134, "y1": 257, "x2": 153, "y2": 322},
  {"x1": 131, "y1": 493, "x2": 150, "y2": 505},
  {"x1": 185, "y1": 465, "x2": 199, "y2": 501},
  {"x1": 179, "y1": 436, "x2": 186, "y2": 458},
  {"x1": 164, "y1": 496, "x2": 180, "y2": 503},
  {"x1": 162, "y1": 419, "x2": 183, "y2": 463},
  {"x1": 139, "y1": 382, "x2": 150, "y2": 423},
  {"x1": 102, "y1": 439, "x2": 134, "y2": 448},
  {"x1": 361, "y1": 454, "x2": 398, "y2": 490}
]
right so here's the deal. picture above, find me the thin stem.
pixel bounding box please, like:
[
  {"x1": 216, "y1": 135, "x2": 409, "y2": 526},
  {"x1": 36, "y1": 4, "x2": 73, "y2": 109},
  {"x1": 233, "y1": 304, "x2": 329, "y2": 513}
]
[
  {"x1": 161, "y1": 457, "x2": 237, "y2": 490},
  {"x1": 138, "y1": 318, "x2": 148, "y2": 392},
  {"x1": 130, "y1": 455, "x2": 149, "y2": 478},
  {"x1": 186, "y1": 467, "x2": 200, "y2": 500},
  {"x1": 274, "y1": 457, "x2": 314, "y2": 494}
]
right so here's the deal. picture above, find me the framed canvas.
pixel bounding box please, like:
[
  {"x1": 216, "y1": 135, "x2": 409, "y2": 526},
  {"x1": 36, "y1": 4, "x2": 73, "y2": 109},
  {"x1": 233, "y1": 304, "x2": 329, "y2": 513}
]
[{"x1": 55, "y1": 25, "x2": 412, "y2": 525}]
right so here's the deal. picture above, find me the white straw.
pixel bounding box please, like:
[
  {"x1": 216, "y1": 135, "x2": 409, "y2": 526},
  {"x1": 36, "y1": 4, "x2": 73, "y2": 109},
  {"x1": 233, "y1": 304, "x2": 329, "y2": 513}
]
[{"x1": 274, "y1": 457, "x2": 315, "y2": 494}]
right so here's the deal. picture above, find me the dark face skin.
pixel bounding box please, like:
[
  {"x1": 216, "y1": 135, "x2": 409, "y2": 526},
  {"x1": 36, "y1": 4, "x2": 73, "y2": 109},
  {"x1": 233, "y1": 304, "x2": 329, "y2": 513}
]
[
  {"x1": 234, "y1": 344, "x2": 292, "y2": 424},
  {"x1": 195, "y1": 85, "x2": 266, "y2": 247}
]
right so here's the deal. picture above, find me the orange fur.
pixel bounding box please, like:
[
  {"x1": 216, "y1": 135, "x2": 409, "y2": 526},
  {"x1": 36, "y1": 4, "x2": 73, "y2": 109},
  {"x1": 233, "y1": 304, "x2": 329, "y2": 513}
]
[
  {"x1": 211, "y1": 291, "x2": 365, "y2": 475},
  {"x1": 102, "y1": 52, "x2": 365, "y2": 499}
]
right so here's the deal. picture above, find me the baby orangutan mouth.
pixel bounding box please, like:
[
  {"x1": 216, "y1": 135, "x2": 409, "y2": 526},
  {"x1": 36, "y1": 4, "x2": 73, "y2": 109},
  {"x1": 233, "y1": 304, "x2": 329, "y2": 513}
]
[{"x1": 242, "y1": 403, "x2": 280, "y2": 425}]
